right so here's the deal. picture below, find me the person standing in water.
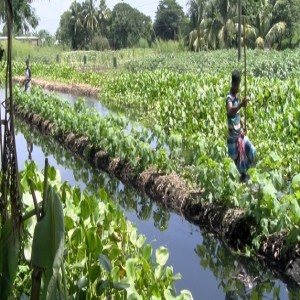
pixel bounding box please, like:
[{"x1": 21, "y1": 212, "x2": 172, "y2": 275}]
[{"x1": 24, "y1": 58, "x2": 31, "y2": 93}]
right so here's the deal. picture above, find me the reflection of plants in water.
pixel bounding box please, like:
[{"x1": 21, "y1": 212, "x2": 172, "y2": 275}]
[
  {"x1": 137, "y1": 197, "x2": 153, "y2": 221},
  {"x1": 16, "y1": 118, "x2": 170, "y2": 231},
  {"x1": 153, "y1": 206, "x2": 170, "y2": 231},
  {"x1": 195, "y1": 233, "x2": 300, "y2": 299}
]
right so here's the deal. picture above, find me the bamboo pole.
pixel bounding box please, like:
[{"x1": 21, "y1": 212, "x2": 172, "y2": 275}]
[
  {"x1": 238, "y1": 0, "x2": 242, "y2": 61},
  {"x1": 243, "y1": 16, "x2": 247, "y2": 132}
]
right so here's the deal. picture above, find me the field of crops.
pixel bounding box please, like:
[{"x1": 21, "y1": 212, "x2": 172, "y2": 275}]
[{"x1": 12, "y1": 49, "x2": 300, "y2": 250}]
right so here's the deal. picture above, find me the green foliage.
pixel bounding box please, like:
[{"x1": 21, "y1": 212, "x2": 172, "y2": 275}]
[
  {"x1": 154, "y1": 0, "x2": 185, "y2": 41},
  {"x1": 109, "y1": 2, "x2": 153, "y2": 50},
  {"x1": 11, "y1": 61, "x2": 109, "y2": 85},
  {"x1": 188, "y1": 0, "x2": 300, "y2": 49},
  {"x1": 100, "y1": 49, "x2": 300, "y2": 244},
  {"x1": 16, "y1": 162, "x2": 191, "y2": 298},
  {"x1": 31, "y1": 187, "x2": 65, "y2": 299},
  {"x1": 56, "y1": 0, "x2": 111, "y2": 50},
  {"x1": 0, "y1": 0, "x2": 38, "y2": 34},
  {"x1": 0, "y1": 220, "x2": 21, "y2": 299},
  {"x1": 0, "y1": 40, "x2": 64, "y2": 64},
  {"x1": 14, "y1": 87, "x2": 173, "y2": 173},
  {"x1": 11, "y1": 48, "x2": 300, "y2": 250}
]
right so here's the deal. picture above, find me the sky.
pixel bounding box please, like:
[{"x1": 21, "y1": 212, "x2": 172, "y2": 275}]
[{"x1": 29, "y1": 0, "x2": 189, "y2": 35}]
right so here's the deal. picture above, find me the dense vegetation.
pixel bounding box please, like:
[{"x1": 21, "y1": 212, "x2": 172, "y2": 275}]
[
  {"x1": 188, "y1": 0, "x2": 300, "y2": 50},
  {"x1": 3, "y1": 0, "x2": 298, "y2": 51},
  {"x1": 9, "y1": 162, "x2": 192, "y2": 298},
  {"x1": 56, "y1": 0, "x2": 300, "y2": 50},
  {"x1": 12, "y1": 47, "x2": 300, "y2": 252}
]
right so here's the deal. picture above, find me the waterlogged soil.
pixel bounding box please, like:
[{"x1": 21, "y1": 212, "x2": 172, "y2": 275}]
[{"x1": 1, "y1": 87, "x2": 299, "y2": 299}]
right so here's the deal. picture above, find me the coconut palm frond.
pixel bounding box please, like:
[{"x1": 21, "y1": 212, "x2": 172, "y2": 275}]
[
  {"x1": 245, "y1": 24, "x2": 257, "y2": 40},
  {"x1": 255, "y1": 36, "x2": 264, "y2": 49},
  {"x1": 265, "y1": 21, "x2": 286, "y2": 43}
]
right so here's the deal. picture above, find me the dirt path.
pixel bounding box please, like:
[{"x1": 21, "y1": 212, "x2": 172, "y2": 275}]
[{"x1": 13, "y1": 76, "x2": 101, "y2": 98}]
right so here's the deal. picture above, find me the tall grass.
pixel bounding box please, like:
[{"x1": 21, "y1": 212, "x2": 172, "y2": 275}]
[
  {"x1": 152, "y1": 39, "x2": 185, "y2": 54},
  {"x1": 0, "y1": 40, "x2": 65, "y2": 64}
]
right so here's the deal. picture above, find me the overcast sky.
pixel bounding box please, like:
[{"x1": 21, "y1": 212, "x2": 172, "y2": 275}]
[{"x1": 30, "y1": 0, "x2": 189, "y2": 35}]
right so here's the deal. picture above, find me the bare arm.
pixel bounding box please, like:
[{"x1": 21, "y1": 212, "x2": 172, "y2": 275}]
[
  {"x1": 226, "y1": 97, "x2": 249, "y2": 117},
  {"x1": 227, "y1": 101, "x2": 242, "y2": 117}
]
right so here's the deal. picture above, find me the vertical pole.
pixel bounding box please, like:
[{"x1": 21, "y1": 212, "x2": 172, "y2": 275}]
[
  {"x1": 238, "y1": 0, "x2": 242, "y2": 61},
  {"x1": 243, "y1": 16, "x2": 247, "y2": 132}
]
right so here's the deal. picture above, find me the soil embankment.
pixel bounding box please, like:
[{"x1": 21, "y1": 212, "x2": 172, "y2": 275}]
[
  {"x1": 13, "y1": 104, "x2": 300, "y2": 286},
  {"x1": 13, "y1": 77, "x2": 100, "y2": 98}
]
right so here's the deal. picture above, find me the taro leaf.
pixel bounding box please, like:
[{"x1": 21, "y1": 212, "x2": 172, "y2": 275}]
[
  {"x1": 0, "y1": 220, "x2": 21, "y2": 299},
  {"x1": 262, "y1": 183, "x2": 277, "y2": 199},
  {"x1": 99, "y1": 254, "x2": 112, "y2": 274},
  {"x1": 155, "y1": 246, "x2": 169, "y2": 266},
  {"x1": 113, "y1": 282, "x2": 130, "y2": 290},
  {"x1": 31, "y1": 186, "x2": 65, "y2": 300},
  {"x1": 125, "y1": 259, "x2": 136, "y2": 281},
  {"x1": 77, "y1": 276, "x2": 88, "y2": 289},
  {"x1": 180, "y1": 290, "x2": 194, "y2": 300},
  {"x1": 292, "y1": 174, "x2": 300, "y2": 191}
]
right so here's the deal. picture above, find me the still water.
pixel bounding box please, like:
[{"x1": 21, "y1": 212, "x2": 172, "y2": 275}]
[{"x1": 1, "y1": 88, "x2": 298, "y2": 299}]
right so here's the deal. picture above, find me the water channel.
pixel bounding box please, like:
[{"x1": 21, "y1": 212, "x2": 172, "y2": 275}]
[{"x1": 1, "y1": 88, "x2": 299, "y2": 299}]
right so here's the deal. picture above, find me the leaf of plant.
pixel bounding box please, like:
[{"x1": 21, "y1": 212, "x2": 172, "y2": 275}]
[
  {"x1": 99, "y1": 254, "x2": 112, "y2": 274},
  {"x1": 31, "y1": 186, "x2": 65, "y2": 300},
  {"x1": 77, "y1": 276, "x2": 88, "y2": 289},
  {"x1": 113, "y1": 282, "x2": 130, "y2": 290},
  {"x1": 155, "y1": 246, "x2": 169, "y2": 266},
  {"x1": 125, "y1": 259, "x2": 136, "y2": 280},
  {"x1": 0, "y1": 220, "x2": 21, "y2": 299}
]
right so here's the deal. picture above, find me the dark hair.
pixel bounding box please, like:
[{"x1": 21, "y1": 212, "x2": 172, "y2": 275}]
[{"x1": 232, "y1": 70, "x2": 241, "y2": 84}]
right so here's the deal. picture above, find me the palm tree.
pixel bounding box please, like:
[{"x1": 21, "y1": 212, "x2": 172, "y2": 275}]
[
  {"x1": 254, "y1": 0, "x2": 287, "y2": 49},
  {"x1": 188, "y1": 0, "x2": 209, "y2": 51},
  {"x1": 0, "y1": 0, "x2": 38, "y2": 34},
  {"x1": 201, "y1": 0, "x2": 238, "y2": 49},
  {"x1": 98, "y1": 0, "x2": 110, "y2": 37},
  {"x1": 83, "y1": 0, "x2": 99, "y2": 43},
  {"x1": 70, "y1": 1, "x2": 82, "y2": 34}
]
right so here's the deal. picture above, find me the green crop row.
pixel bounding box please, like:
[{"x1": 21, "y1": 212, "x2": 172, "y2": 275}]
[
  {"x1": 13, "y1": 87, "x2": 174, "y2": 173},
  {"x1": 125, "y1": 49, "x2": 300, "y2": 80},
  {"x1": 11, "y1": 62, "x2": 109, "y2": 87},
  {"x1": 13, "y1": 85, "x2": 300, "y2": 249}
]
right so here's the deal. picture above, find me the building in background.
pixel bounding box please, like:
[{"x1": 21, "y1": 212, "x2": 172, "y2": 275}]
[{"x1": 15, "y1": 36, "x2": 39, "y2": 47}]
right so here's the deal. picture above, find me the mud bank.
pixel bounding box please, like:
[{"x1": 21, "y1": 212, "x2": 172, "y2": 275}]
[
  {"x1": 14, "y1": 104, "x2": 300, "y2": 286},
  {"x1": 13, "y1": 77, "x2": 101, "y2": 98}
]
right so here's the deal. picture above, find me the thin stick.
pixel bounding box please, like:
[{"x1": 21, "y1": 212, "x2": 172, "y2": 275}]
[
  {"x1": 29, "y1": 180, "x2": 41, "y2": 222},
  {"x1": 243, "y1": 16, "x2": 247, "y2": 132},
  {"x1": 42, "y1": 158, "x2": 49, "y2": 217}
]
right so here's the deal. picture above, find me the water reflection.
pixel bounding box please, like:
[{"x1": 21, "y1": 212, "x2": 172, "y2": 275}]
[
  {"x1": 15, "y1": 116, "x2": 171, "y2": 232},
  {"x1": 195, "y1": 233, "x2": 300, "y2": 299},
  {"x1": 15, "y1": 116, "x2": 300, "y2": 299}
]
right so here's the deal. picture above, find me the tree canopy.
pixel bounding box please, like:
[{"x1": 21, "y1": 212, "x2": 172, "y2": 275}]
[
  {"x1": 56, "y1": 0, "x2": 152, "y2": 50},
  {"x1": 188, "y1": 0, "x2": 300, "y2": 50},
  {"x1": 154, "y1": 0, "x2": 185, "y2": 40}
]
